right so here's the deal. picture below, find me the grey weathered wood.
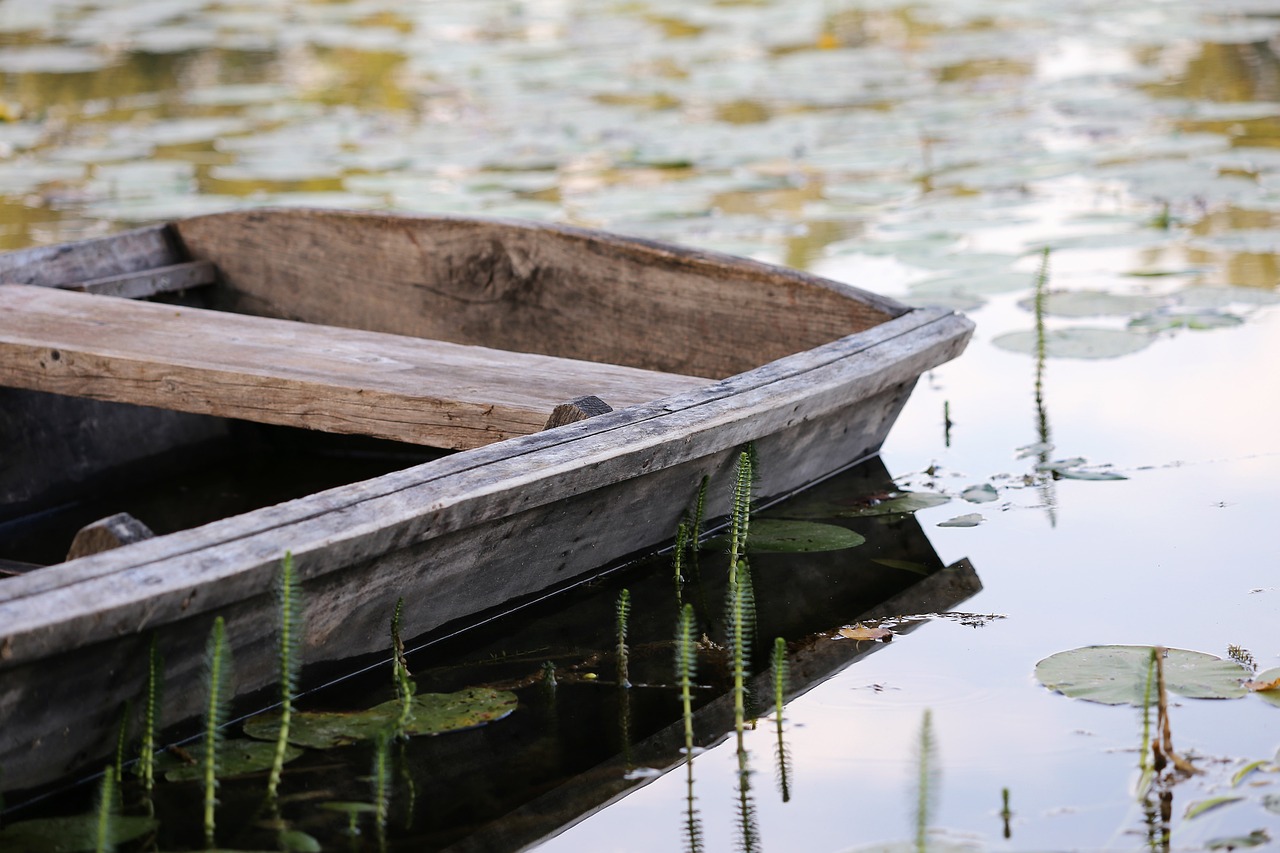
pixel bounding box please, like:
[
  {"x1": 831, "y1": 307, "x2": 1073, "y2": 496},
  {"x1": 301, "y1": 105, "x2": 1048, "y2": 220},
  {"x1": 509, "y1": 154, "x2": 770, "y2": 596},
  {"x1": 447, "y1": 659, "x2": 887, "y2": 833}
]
[
  {"x1": 63, "y1": 260, "x2": 216, "y2": 298},
  {"x1": 0, "y1": 225, "x2": 177, "y2": 287},
  {"x1": 65, "y1": 512, "x2": 155, "y2": 561},
  {"x1": 543, "y1": 395, "x2": 613, "y2": 430},
  {"x1": 175, "y1": 209, "x2": 908, "y2": 379},
  {"x1": 0, "y1": 284, "x2": 710, "y2": 450}
]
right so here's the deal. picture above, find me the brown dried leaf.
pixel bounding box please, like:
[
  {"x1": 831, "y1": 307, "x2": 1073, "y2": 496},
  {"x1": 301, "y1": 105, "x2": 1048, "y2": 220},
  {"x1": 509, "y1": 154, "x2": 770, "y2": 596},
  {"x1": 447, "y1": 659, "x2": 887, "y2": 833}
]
[
  {"x1": 1243, "y1": 676, "x2": 1280, "y2": 692},
  {"x1": 838, "y1": 625, "x2": 893, "y2": 642}
]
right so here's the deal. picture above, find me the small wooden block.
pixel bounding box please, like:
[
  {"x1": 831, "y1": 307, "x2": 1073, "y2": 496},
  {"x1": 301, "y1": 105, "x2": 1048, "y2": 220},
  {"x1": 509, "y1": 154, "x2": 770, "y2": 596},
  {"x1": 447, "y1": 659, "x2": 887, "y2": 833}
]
[
  {"x1": 543, "y1": 395, "x2": 614, "y2": 430},
  {"x1": 66, "y1": 512, "x2": 155, "y2": 561}
]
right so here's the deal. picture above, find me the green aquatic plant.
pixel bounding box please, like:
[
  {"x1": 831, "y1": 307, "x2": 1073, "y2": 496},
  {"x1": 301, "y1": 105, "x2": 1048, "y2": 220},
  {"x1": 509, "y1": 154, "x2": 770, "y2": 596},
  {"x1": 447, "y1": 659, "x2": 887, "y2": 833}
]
[
  {"x1": 372, "y1": 731, "x2": 391, "y2": 847},
  {"x1": 391, "y1": 598, "x2": 414, "y2": 737},
  {"x1": 735, "y1": 738, "x2": 761, "y2": 853},
  {"x1": 675, "y1": 603, "x2": 703, "y2": 853},
  {"x1": 616, "y1": 588, "x2": 632, "y2": 689},
  {"x1": 673, "y1": 519, "x2": 690, "y2": 602},
  {"x1": 1000, "y1": 787, "x2": 1012, "y2": 840},
  {"x1": 771, "y1": 637, "x2": 791, "y2": 803},
  {"x1": 1136, "y1": 648, "x2": 1156, "y2": 799},
  {"x1": 203, "y1": 615, "x2": 234, "y2": 849},
  {"x1": 268, "y1": 551, "x2": 303, "y2": 801},
  {"x1": 913, "y1": 709, "x2": 939, "y2": 853},
  {"x1": 138, "y1": 635, "x2": 162, "y2": 796},
  {"x1": 728, "y1": 450, "x2": 754, "y2": 581},
  {"x1": 112, "y1": 701, "x2": 130, "y2": 785},
  {"x1": 94, "y1": 767, "x2": 115, "y2": 853}
]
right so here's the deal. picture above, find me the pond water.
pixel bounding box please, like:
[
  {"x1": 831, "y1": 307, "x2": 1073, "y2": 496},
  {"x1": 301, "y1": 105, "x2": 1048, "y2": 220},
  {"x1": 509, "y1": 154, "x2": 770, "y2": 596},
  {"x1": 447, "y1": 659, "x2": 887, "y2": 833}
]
[{"x1": 2, "y1": 0, "x2": 1280, "y2": 851}]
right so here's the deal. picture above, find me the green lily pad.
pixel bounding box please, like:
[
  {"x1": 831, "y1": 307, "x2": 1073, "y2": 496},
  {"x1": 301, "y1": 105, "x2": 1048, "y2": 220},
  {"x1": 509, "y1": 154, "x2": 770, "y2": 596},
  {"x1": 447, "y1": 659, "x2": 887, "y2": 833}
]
[
  {"x1": 1129, "y1": 311, "x2": 1244, "y2": 331},
  {"x1": 1017, "y1": 290, "x2": 1163, "y2": 318},
  {"x1": 1253, "y1": 668, "x2": 1280, "y2": 708},
  {"x1": 154, "y1": 738, "x2": 302, "y2": 781},
  {"x1": 938, "y1": 513, "x2": 983, "y2": 528},
  {"x1": 704, "y1": 519, "x2": 865, "y2": 553},
  {"x1": 838, "y1": 491, "x2": 951, "y2": 517},
  {"x1": 960, "y1": 484, "x2": 998, "y2": 503},
  {"x1": 992, "y1": 328, "x2": 1154, "y2": 359},
  {"x1": 1035, "y1": 646, "x2": 1250, "y2": 706},
  {"x1": 1207, "y1": 830, "x2": 1271, "y2": 850},
  {"x1": 1036, "y1": 459, "x2": 1127, "y2": 480},
  {"x1": 244, "y1": 688, "x2": 517, "y2": 750},
  {"x1": 0, "y1": 814, "x2": 156, "y2": 853}
]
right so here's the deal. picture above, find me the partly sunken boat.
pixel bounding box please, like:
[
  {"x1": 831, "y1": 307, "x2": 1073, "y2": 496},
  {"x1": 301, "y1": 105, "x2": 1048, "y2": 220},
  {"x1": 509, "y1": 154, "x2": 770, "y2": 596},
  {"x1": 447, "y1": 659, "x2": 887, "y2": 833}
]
[{"x1": 0, "y1": 209, "x2": 972, "y2": 789}]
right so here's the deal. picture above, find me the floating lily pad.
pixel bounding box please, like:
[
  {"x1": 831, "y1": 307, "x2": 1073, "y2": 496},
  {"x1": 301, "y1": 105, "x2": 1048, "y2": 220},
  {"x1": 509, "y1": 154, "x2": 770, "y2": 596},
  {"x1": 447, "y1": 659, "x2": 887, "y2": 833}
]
[
  {"x1": 960, "y1": 484, "x2": 998, "y2": 503},
  {"x1": 1036, "y1": 459, "x2": 1127, "y2": 480},
  {"x1": 244, "y1": 688, "x2": 517, "y2": 750},
  {"x1": 0, "y1": 814, "x2": 156, "y2": 852},
  {"x1": 1129, "y1": 311, "x2": 1244, "y2": 331},
  {"x1": 154, "y1": 738, "x2": 302, "y2": 781},
  {"x1": 1206, "y1": 830, "x2": 1272, "y2": 850},
  {"x1": 1035, "y1": 646, "x2": 1249, "y2": 706},
  {"x1": 938, "y1": 513, "x2": 983, "y2": 528},
  {"x1": 1252, "y1": 668, "x2": 1280, "y2": 708},
  {"x1": 1016, "y1": 290, "x2": 1163, "y2": 318},
  {"x1": 704, "y1": 519, "x2": 865, "y2": 553},
  {"x1": 837, "y1": 491, "x2": 951, "y2": 517},
  {"x1": 992, "y1": 328, "x2": 1154, "y2": 359}
]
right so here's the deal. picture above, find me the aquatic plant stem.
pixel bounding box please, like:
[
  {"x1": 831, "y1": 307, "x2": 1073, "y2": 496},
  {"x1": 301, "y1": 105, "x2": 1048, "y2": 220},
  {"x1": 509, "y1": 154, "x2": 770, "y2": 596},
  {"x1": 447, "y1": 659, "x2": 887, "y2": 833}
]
[
  {"x1": 267, "y1": 551, "x2": 302, "y2": 801},
  {"x1": 203, "y1": 615, "x2": 233, "y2": 849},
  {"x1": 771, "y1": 637, "x2": 791, "y2": 803},
  {"x1": 391, "y1": 598, "x2": 415, "y2": 736},
  {"x1": 372, "y1": 732, "x2": 391, "y2": 853},
  {"x1": 914, "y1": 709, "x2": 939, "y2": 853},
  {"x1": 95, "y1": 766, "x2": 116, "y2": 853},
  {"x1": 676, "y1": 603, "x2": 703, "y2": 853},
  {"x1": 616, "y1": 588, "x2": 631, "y2": 688},
  {"x1": 140, "y1": 635, "x2": 161, "y2": 797}
]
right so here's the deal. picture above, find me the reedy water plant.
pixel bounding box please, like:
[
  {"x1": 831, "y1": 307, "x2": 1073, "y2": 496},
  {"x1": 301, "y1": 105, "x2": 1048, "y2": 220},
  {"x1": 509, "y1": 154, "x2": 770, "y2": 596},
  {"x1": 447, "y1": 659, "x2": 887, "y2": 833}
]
[
  {"x1": 203, "y1": 615, "x2": 233, "y2": 849},
  {"x1": 771, "y1": 637, "x2": 792, "y2": 803},
  {"x1": 112, "y1": 701, "x2": 130, "y2": 786},
  {"x1": 616, "y1": 588, "x2": 632, "y2": 689},
  {"x1": 94, "y1": 765, "x2": 116, "y2": 853},
  {"x1": 138, "y1": 635, "x2": 162, "y2": 797},
  {"x1": 912, "y1": 709, "x2": 939, "y2": 853},
  {"x1": 267, "y1": 551, "x2": 303, "y2": 801},
  {"x1": 371, "y1": 731, "x2": 391, "y2": 851},
  {"x1": 390, "y1": 598, "x2": 415, "y2": 737},
  {"x1": 725, "y1": 449, "x2": 756, "y2": 742},
  {"x1": 675, "y1": 603, "x2": 704, "y2": 853}
]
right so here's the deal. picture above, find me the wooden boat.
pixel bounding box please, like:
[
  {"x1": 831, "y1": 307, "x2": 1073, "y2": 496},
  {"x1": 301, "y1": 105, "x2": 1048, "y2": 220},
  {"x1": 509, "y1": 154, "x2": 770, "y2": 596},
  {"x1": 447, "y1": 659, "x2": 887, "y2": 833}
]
[{"x1": 0, "y1": 209, "x2": 972, "y2": 791}]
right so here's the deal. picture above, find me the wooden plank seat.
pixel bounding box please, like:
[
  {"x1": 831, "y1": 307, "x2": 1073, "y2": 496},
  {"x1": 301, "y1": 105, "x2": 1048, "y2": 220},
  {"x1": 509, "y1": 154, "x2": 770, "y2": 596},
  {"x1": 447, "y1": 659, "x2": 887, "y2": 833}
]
[{"x1": 0, "y1": 283, "x2": 711, "y2": 450}]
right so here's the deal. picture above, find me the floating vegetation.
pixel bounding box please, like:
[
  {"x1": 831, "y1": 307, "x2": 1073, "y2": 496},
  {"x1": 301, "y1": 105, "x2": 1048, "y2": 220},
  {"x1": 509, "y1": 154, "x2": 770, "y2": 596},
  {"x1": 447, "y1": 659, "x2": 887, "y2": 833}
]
[
  {"x1": 992, "y1": 326, "x2": 1155, "y2": 360},
  {"x1": 154, "y1": 738, "x2": 302, "y2": 783},
  {"x1": 704, "y1": 518, "x2": 865, "y2": 552},
  {"x1": 1035, "y1": 645, "x2": 1252, "y2": 705}
]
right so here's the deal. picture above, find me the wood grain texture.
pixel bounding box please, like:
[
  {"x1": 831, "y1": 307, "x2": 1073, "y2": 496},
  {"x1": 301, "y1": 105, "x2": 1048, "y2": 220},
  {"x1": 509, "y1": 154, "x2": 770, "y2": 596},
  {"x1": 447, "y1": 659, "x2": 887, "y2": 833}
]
[
  {"x1": 0, "y1": 284, "x2": 709, "y2": 450},
  {"x1": 0, "y1": 225, "x2": 177, "y2": 286},
  {"x1": 543, "y1": 394, "x2": 613, "y2": 429},
  {"x1": 65, "y1": 512, "x2": 155, "y2": 561},
  {"x1": 174, "y1": 209, "x2": 906, "y2": 379},
  {"x1": 65, "y1": 260, "x2": 216, "y2": 298}
]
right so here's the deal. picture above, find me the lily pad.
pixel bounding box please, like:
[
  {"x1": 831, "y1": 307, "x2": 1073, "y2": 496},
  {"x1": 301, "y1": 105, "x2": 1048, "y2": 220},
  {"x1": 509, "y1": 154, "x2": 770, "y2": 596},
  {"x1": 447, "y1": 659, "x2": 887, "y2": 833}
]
[
  {"x1": 1129, "y1": 311, "x2": 1245, "y2": 331},
  {"x1": 1252, "y1": 668, "x2": 1280, "y2": 708},
  {"x1": 992, "y1": 327, "x2": 1154, "y2": 359},
  {"x1": 704, "y1": 519, "x2": 865, "y2": 553},
  {"x1": 1185, "y1": 795, "x2": 1244, "y2": 820},
  {"x1": 0, "y1": 814, "x2": 156, "y2": 852},
  {"x1": 1017, "y1": 290, "x2": 1163, "y2": 318},
  {"x1": 960, "y1": 484, "x2": 998, "y2": 503},
  {"x1": 243, "y1": 687, "x2": 518, "y2": 749},
  {"x1": 938, "y1": 513, "x2": 983, "y2": 528},
  {"x1": 837, "y1": 491, "x2": 951, "y2": 517},
  {"x1": 154, "y1": 738, "x2": 302, "y2": 781},
  {"x1": 1035, "y1": 646, "x2": 1250, "y2": 706}
]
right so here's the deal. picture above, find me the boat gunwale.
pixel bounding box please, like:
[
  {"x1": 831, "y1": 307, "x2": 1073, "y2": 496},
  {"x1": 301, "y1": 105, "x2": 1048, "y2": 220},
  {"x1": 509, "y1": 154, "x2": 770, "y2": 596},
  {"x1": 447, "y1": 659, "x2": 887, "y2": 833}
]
[{"x1": 0, "y1": 306, "x2": 971, "y2": 664}]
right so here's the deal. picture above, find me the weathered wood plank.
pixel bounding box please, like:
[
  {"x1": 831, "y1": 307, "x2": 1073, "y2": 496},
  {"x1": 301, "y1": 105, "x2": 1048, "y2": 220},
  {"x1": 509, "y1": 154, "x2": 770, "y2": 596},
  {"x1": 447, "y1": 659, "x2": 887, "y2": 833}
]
[
  {"x1": 174, "y1": 209, "x2": 907, "y2": 379},
  {"x1": 0, "y1": 225, "x2": 178, "y2": 287},
  {"x1": 0, "y1": 284, "x2": 710, "y2": 450},
  {"x1": 0, "y1": 309, "x2": 972, "y2": 653},
  {"x1": 64, "y1": 260, "x2": 216, "y2": 298}
]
